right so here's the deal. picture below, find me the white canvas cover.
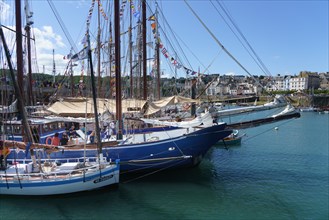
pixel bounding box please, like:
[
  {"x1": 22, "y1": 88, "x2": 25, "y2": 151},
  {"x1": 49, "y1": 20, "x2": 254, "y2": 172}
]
[
  {"x1": 46, "y1": 98, "x2": 147, "y2": 117},
  {"x1": 144, "y1": 95, "x2": 200, "y2": 115}
]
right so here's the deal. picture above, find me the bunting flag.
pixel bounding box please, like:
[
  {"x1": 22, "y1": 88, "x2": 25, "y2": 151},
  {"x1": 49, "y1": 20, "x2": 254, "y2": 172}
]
[
  {"x1": 148, "y1": 14, "x2": 155, "y2": 21},
  {"x1": 149, "y1": 19, "x2": 199, "y2": 76},
  {"x1": 98, "y1": 0, "x2": 108, "y2": 20},
  {"x1": 151, "y1": 22, "x2": 156, "y2": 35},
  {"x1": 129, "y1": 0, "x2": 140, "y2": 20},
  {"x1": 79, "y1": 0, "x2": 96, "y2": 78},
  {"x1": 120, "y1": 0, "x2": 127, "y2": 17},
  {"x1": 86, "y1": 0, "x2": 96, "y2": 31}
]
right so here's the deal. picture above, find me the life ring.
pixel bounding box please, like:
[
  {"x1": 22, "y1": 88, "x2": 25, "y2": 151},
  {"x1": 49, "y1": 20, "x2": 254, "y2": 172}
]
[{"x1": 45, "y1": 136, "x2": 52, "y2": 145}]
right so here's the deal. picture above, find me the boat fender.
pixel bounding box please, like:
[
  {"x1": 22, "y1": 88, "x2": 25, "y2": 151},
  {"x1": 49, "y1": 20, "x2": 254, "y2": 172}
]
[{"x1": 45, "y1": 136, "x2": 52, "y2": 145}]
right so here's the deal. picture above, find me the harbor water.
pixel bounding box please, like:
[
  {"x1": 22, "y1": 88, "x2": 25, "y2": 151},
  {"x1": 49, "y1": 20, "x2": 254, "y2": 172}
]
[{"x1": 1, "y1": 112, "x2": 328, "y2": 220}]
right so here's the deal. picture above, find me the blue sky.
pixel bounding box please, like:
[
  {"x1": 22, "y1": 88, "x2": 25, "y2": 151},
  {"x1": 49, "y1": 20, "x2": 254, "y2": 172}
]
[{"x1": 1, "y1": 0, "x2": 328, "y2": 78}]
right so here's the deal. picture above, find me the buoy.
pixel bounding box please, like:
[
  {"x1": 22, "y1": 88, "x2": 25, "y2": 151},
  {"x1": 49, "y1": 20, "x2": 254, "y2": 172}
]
[{"x1": 274, "y1": 127, "x2": 279, "y2": 130}]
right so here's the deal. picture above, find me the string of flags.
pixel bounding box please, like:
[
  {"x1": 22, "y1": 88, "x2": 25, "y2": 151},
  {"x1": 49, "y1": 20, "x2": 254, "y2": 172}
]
[
  {"x1": 149, "y1": 17, "x2": 198, "y2": 76},
  {"x1": 129, "y1": 0, "x2": 141, "y2": 20},
  {"x1": 86, "y1": 0, "x2": 96, "y2": 32},
  {"x1": 120, "y1": 0, "x2": 127, "y2": 17},
  {"x1": 121, "y1": 0, "x2": 141, "y2": 20},
  {"x1": 98, "y1": 0, "x2": 108, "y2": 20}
]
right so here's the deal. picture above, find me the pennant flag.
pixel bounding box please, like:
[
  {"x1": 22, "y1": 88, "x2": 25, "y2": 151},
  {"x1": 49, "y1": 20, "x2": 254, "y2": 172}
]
[
  {"x1": 148, "y1": 21, "x2": 199, "y2": 76},
  {"x1": 148, "y1": 14, "x2": 155, "y2": 21},
  {"x1": 133, "y1": 10, "x2": 140, "y2": 20}
]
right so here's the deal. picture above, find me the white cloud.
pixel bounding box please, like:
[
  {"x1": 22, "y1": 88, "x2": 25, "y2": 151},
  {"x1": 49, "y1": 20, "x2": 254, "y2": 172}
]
[
  {"x1": 33, "y1": 26, "x2": 69, "y2": 74},
  {"x1": 2, "y1": 25, "x2": 70, "y2": 75}
]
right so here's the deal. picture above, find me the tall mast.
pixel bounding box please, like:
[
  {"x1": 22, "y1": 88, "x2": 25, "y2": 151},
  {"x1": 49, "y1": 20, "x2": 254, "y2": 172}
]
[
  {"x1": 97, "y1": 0, "x2": 102, "y2": 97},
  {"x1": 114, "y1": 0, "x2": 123, "y2": 140},
  {"x1": 87, "y1": 33, "x2": 102, "y2": 152},
  {"x1": 16, "y1": 0, "x2": 24, "y2": 102},
  {"x1": 155, "y1": 7, "x2": 160, "y2": 100},
  {"x1": 24, "y1": 0, "x2": 34, "y2": 106},
  {"x1": 1, "y1": 23, "x2": 34, "y2": 145},
  {"x1": 142, "y1": 0, "x2": 147, "y2": 100},
  {"x1": 109, "y1": 21, "x2": 113, "y2": 98},
  {"x1": 129, "y1": 0, "x2": 133, "y2": 98}
]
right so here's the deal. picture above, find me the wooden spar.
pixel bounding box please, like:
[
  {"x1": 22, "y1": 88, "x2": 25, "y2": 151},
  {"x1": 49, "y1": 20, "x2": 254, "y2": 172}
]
[
  {"x1": 114, "y1": 0, "x2": 123, "y2": 140},
  {"x1": 0, "y1": 26, "x2": 34, "y2": 145},
  {"x1": 129, "y1": 1, "x2": 133, "y2": 98},
  {"x1": 25, "y1": 26, "x2": 34, "y2": 106},
  {"x1": 142, "y1": 0, "x2": 147, "y2": 100},
  {"x1": 15, "y1": 0, "x2": 24, "y2": 100},
  {"x1": 87, "y1": 34, "x2": 102, "y2": 153},
  {"x1": 155, "y1": 7, "x2": 161, "y2": 100},
  {"x1": 24, "y1": 0, "x2": 34, "y2": 105},
  {"x1": 24, "y1": 14, "x2": 34, "y2": 105},
  {"x1": 97, "y1": 1, "x2": 102, "y2": 97}
]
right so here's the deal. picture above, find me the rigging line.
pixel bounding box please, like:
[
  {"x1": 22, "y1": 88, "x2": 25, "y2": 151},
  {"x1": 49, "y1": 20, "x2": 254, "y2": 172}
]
[
  {"x1": 215, "y1": 0, "x2": 273, "y2": 77},
  {"x1": 47, "y1": 0, "x2": 78, "y2": 53},
  {"x1": 202, "y1": 50, "x2": 222, "y2": 74},
  {"x1": 242, "y1": 118, "x2": 295, "y2": 143},
  {"x1": 171, "y1": 28, "x2": 215, "y2": 75},
  {"x1": 0, "y1": 25, "x2": 35, "y2": 41},
  {"x1": 210, "y1": 0, "x2": 268, "y2": 76},
  {"x1": 184, "y1": 0, "x2": 266, "y2": 92},
  {"x1": 151, "y1": 2, "x2": 193, "y2": 71}
]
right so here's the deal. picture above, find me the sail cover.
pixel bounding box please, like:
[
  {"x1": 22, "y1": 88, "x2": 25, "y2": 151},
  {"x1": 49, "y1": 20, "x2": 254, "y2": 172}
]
[
  {"x1": 144, "y1": 95, "x2": 200, "y2": 115},
  {"x1": 46, "y1": 98, "x2": 147, "y2": 117}
]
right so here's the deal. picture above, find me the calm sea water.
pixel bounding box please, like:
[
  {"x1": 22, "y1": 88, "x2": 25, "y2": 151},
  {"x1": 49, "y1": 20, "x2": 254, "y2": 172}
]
[{"x1": 1, "y1": 112, "x2": 328, "y2": 220}]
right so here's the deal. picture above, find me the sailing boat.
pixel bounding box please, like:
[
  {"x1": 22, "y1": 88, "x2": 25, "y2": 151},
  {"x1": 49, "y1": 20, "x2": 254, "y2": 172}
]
[
  {"x1": 0, "y1": 1, "x2": 119, "y2": 195},
  {"x1": 3, "y1": 0, "x2": 233, "y2": 174}
]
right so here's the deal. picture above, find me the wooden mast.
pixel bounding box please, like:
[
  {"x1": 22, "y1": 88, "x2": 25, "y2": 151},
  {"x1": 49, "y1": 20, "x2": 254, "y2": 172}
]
[
  {"x1": 114, "y1": 0, "x2": 123, "y2": 140},
  {"x1": 155, "y1": 7, "x2": 161, "y2": 100},
  {"x1": 142, "y1": 0, "x2": 147, "y2": 100},
  {"x1": 129, "y1": 0, "x2": 133, "y2": 98},
  {"x1": 0, "y1": 27, "x2": 34, "y2": 144},
  {"x1": 97, "y1": 0, "x2": 102, "y2": 97},
  {"x1": 24, "y1": 0, "x2": 34, "y2": 106},
  {"x1": 15, "y1": 0, "x2": 24, "y2": 102},
  {"x1": 1, "y1": 1, "x2": 36, "y2": 165},
  {"x1": 87, "y1": 33, "x2": 102, "y2": 153}
]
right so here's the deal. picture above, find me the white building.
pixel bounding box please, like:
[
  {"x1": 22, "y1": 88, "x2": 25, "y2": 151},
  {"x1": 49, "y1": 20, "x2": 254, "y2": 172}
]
[{"x1": 289, "y1": 77, "x2": 307, "y2": 91}]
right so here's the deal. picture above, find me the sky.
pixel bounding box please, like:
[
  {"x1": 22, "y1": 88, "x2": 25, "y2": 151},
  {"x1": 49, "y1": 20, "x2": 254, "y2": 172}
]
[{"x1": 1, "y1": 0, "x2": 328, "y2": 78}]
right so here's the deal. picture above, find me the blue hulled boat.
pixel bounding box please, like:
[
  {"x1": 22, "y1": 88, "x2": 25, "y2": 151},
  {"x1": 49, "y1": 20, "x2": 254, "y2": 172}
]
[{"x1": 6, "y1": 123, "x2": 232, "y2": 173}]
